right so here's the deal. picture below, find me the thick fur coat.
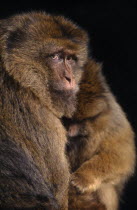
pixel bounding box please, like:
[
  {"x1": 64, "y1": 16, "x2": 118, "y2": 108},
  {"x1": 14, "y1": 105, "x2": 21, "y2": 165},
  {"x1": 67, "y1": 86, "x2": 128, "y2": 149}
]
[{"x1": 66, "y1": 59, "x2": 136, "y2": 210}]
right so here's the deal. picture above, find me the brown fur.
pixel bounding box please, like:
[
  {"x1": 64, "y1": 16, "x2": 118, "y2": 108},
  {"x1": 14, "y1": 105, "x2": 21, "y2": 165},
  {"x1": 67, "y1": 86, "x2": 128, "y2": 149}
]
[
  {"x1": 0, "y1": 12, "x2": 89, "y2": 209},
  {"x1": 64, "y1": 59, "x2": 136, "y2": 209}
]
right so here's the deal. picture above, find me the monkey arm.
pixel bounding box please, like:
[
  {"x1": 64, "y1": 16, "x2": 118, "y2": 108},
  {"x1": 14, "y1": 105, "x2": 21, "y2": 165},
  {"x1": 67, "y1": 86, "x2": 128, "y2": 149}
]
[
  {"x1": 70, "y1": 130, "x2": 135, "y2": 193},
  {"x1": 71, "y1": 152, "x2": 124, "y2": 193}
]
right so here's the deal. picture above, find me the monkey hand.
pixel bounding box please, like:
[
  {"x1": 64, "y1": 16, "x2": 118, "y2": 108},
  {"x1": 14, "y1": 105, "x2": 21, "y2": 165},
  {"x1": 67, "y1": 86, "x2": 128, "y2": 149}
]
[{"x1": 70, "y1": 170, "x2": 101, "y2": 193}]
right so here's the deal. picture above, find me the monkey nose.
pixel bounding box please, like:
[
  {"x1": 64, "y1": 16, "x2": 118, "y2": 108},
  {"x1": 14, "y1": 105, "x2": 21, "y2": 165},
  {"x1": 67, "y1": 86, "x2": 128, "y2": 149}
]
[
  {"x1": 64, "y1": 75, "x2": 76, "y2": 89},
  {"x1": 65, "y1": 76, "x2": 71, "y2": 83}
]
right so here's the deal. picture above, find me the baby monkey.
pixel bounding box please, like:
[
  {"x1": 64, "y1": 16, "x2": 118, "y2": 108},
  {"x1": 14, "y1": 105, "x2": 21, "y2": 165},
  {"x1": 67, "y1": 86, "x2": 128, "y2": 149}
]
[{"x1": 64, "y1": 59, "x2": 136, "y2": 210}]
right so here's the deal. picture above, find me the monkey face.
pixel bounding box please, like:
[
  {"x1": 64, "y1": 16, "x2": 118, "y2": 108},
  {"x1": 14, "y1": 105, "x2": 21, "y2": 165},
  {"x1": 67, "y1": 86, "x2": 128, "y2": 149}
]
[{"x1": 45, "y1": 49, "x2": 83, "y2": 93}]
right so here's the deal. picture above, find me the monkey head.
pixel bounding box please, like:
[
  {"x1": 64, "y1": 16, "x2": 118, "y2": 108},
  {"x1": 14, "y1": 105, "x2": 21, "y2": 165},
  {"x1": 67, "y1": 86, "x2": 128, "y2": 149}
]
[{"x1": 0, "y1": 12, "x2": 89, "y2": 117}]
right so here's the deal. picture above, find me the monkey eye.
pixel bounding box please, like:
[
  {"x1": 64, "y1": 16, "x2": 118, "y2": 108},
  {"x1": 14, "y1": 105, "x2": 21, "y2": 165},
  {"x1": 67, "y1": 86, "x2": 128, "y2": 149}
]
[
  {"x1": 51, "y1": 54, "x2": 59, "y2": 60},
  {"x1": 50, "y1": 53, "x2": 63, "y2": 62},
  {"x1": 67, "y1": 55, "x2": 77, "y2": 63}
]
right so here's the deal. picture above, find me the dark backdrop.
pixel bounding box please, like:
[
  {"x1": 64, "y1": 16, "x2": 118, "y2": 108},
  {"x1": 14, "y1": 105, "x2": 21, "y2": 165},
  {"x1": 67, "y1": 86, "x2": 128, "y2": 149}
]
[{"x1": 0, "y1": 1, "x2": 136, "y2": 209}]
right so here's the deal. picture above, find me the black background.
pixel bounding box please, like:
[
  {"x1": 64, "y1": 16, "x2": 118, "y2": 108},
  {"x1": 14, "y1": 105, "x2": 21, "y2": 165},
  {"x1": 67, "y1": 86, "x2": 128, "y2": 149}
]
[{"x1": 0, "y1": 0, "x2": 136, "y2": 209}]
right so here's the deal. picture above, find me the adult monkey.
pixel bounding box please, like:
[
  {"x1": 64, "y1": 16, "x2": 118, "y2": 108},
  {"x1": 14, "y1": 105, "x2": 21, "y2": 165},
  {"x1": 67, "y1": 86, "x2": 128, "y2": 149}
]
[
  {"x1": 0, "y1": 12, "x2": 89, "y2": 209},
  {"x1": 64, "y1": 59, "x2": 136, "y2": 210}
]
